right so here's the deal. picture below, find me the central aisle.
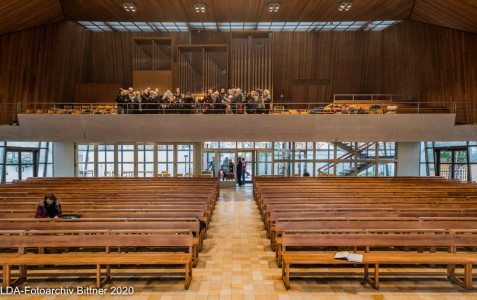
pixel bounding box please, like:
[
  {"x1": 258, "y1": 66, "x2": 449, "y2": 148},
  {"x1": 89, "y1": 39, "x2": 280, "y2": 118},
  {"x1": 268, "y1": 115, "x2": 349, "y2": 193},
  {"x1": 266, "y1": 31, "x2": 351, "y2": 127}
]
[
  {"x1": 189, "y1": 186, "x2": 283, "y2": 299},
  {"x1": 172, "y1": 187, "x2": 476, "y2": 300}
]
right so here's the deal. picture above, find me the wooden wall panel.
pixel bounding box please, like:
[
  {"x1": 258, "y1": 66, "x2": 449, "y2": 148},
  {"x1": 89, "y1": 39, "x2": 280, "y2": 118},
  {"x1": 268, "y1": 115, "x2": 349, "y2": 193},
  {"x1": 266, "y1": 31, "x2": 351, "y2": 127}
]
[
  {"x1": 0, "y1": 21, "x2": 91, "y2": 123},
  {"x1": 272, "y1": 21, "x2": 477, "y2": 123},
  {"x1": 133, "y1": 70, "x2": 172, "y2": 93},
  {"x1": 272, "y1": 31, "x2": 385, "y2": 104},
  {"x1": 382, "y1": 21, "x2": 477, "y2": 124},
  {"x1": 74, "y1": 83, "x2": 122, "y2": 103},
  {"x1": 90, "y1": 32, "x2": 188, "y2": 88}
]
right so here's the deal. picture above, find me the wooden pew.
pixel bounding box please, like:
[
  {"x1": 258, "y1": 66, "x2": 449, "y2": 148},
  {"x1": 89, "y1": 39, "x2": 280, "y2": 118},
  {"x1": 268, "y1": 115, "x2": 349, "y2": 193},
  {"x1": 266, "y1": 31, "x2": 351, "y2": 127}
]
[
  {"x1": 281, "y1": 230, "x2": 477, "y2": 290},
  {"x1": 0, "y1": 230, "x2": 194, "y2": 289}
]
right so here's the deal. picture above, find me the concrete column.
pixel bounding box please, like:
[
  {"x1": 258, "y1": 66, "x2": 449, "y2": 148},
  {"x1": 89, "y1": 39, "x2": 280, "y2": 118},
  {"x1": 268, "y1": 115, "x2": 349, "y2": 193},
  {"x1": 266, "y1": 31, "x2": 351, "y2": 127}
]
[
  {"x1": 397, "y1": 142, "x2": 420, "y2": 176},
  {"x1": 193, "y1": 142, "x2": 202, "y2": 176},
  {"x1": 52, "y1": 142, "x2": 75, "y2": 177}
]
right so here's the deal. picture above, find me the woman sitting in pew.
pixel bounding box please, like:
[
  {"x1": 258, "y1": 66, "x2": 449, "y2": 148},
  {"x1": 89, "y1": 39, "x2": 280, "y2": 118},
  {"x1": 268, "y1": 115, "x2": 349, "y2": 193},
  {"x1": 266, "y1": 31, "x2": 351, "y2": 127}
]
[{"x1": 35, "y1": 193, "x2": 62, "y2": 218}]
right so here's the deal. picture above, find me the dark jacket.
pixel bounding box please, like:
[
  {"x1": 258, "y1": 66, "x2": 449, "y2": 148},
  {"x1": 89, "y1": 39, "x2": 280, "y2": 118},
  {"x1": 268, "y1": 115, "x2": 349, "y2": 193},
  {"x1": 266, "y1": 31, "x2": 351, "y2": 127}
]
[
  {"x1": 35, "y1": 200, "x2": 62, "y2": 218},
  {"x1": 237, "y1": 160, "x2": 243, "y2": 175}
]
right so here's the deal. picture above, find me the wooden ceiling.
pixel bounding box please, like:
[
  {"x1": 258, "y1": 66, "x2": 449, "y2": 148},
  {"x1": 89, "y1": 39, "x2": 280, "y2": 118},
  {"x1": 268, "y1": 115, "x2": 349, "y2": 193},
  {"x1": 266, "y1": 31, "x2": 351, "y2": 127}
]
[
  {"x1": 0, "y1": 0, "x2": 476, "y2": 35},
  {"x1": 0, "y1": 0, "x2": 63, "y2": 35}
]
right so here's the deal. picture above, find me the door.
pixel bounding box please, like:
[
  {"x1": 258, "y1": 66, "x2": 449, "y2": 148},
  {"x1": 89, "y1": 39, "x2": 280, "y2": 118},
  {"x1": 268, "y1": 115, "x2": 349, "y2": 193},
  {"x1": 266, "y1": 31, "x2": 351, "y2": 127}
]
[
  {"x1": 202, "y1": 151, "x2": 217, "y2": 177},
  {"x1": 434, "y1": 147, "x2": 470, "y2": 181},
  {"x1": 237, "y1": 151, "x2": 254, "y2": 183},
  {"x1": 4, "y1": 150, "x2": 39, "y2": 182}
]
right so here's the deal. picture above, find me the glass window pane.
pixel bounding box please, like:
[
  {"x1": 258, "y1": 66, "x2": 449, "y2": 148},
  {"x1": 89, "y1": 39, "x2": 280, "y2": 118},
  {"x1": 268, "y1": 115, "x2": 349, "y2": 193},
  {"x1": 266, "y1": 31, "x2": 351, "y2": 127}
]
[
  {"x1": 177, "y1": 163, "x2": 192, "y2": 175},
  {"x1": 257, "y1": 152, "x2": 272, "y2": 176},
  {"x1": 420, "y1": 142, "x2": 426, "y2": 163},
  {"x1": 357, "y1": 164, "x2": 376, "y2": 177},
  {"x1": 237, "y1": 142, "x2": 254, "y2": 149},
  {"x1": 6, "y1": 142, "x2": 40, "y2": 147},
  {"x1": 77, "y1": 145, "x2": 94, "y2": 164},
  {"x1": 219, "y1": 142, "x2": 236, "y2": 148},
  {"x1": 294, "y1": 162, "x2": 313, "y2": 176},
  {"x1": 471, "y1": 164, "x2": 477, "y2": 182},
  {"x1": 40, "y1": 149, "x2": 47, "y2": 163},
  {"x1": 274, "y1": 142, "x2": 292, "y2": 160},
  {"x1": 98, "y1": 163, "x2": 115, "y2": 177},
  {"x1": 255, "y1": 142, "x2": 272, "y2": 149},
  {"x1": 158, "y1": 145, "x2": 174, "y2": 162},
  {"x1": 471, "y1": 147, "x2": 477, "y2": 163},
  {"x1": 378, "y1": 163, "x2": 396, "y2": 176},
  {"x1": 274, "y1": 162, "x2": 292, "y2": 176},
  {"x1": 295, "y1": 142, "x2": 314, "y2": 160},
  {"x1": 316, "y1": 142, "x2": 334, "y2": 160},
  {"x1": 202, "y1": 152, "x2": 216, "y2": 176},
  {"x1": 0, "y1": 147, "x2": 4, "y2": 164},
  {"x1": 158, "y1": 163, "x2": 174, "y2": 175},
  {"x1": 203, "y1": 142, "x2": 219, "y2": 148},
  {"x1": 335, "y1": 161, "x2": 355, "y2": 176},
  {"x1": 178, "y1": 145, "x2": 193, "y2": 163},
  {"x1": 360, "y1": 143, "x2": 376, "y2": 159}
]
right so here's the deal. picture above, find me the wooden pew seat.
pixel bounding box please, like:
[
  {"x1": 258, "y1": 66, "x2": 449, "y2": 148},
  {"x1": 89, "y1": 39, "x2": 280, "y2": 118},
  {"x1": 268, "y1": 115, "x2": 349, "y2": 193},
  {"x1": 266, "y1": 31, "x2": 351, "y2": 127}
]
[
  {"x1": 282, "y1": 252, "x2": 477, "y2": 290},
  {"x1": 1, "y1": 253, "x2": 192, "y2": 289}
]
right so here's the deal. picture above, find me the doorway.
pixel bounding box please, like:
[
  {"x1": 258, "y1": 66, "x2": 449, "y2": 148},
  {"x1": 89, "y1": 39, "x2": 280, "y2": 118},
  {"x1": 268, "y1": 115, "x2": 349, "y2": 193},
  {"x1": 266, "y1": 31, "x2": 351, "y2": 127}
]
[
  {"x1": 3, "y1": 149, "x2": 39, "y2": 182},
  {"x1": 434, "y1": 147, "x2": 470, "y2": 181},
  {"x1": 202, "y1": 149, "x2": 273, "y2": 185}
]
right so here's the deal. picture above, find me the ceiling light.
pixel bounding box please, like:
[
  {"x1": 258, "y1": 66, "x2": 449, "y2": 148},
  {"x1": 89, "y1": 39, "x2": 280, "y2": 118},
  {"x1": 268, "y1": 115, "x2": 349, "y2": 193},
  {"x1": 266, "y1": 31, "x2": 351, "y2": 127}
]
[
  {"x1": 194, "y1": 2, "x2": 206, "y2": 13},
  {"x1": 123, "y1": 2, "x2": 136, "y2": 12},
  {"x1": 338, "y1": 1, "x2": 352, "y2": 11},
  {"x1": 268, "y1": 2, "x2": 280, "y2": 13}
]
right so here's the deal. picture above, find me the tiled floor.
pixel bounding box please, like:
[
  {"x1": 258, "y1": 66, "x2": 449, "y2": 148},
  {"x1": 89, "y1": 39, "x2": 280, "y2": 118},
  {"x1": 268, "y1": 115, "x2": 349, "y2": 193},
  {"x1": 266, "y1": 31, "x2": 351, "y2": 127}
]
[{"x1": 3, "y1": 187, "x2": 477, "y2": 299}]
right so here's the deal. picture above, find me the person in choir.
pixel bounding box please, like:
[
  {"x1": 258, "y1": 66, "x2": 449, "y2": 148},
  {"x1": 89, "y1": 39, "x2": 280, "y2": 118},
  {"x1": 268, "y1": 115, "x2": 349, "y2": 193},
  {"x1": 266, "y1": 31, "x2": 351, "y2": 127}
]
[
  {"x1": 231, "y1": 89, "x2": 241, "y2": 114},
  {"x1": 220, "y1": 88, "x2": 227, "y2": 102},
  {"x1": 236, "y1": 89, "x2": 245, "y2": 114},
  {"x1": 163, "y1": 90, "x2": 172, "y2": 113},
  {"x1": 116, "y1": 88, "x2": 125, "y2": 114},
  {"x1": 255, "y1": 89, "x2": 264, "y2": 114},
  {"x1": 132, "y1": 91, "x2": 142, "y2": 114},
  {"x1": 245, "y1": 92, "x2": 255, "y2": 114},
  {"x1": 128, "y1": 87, "x2": 135, "y2": 104},
  {"x1": 147, "y1": 91, "x2": 160, "y2": 114},
  {"x1": 35, "y1": 193, "x2": 62, "y2": 218},
  {"x1": 173, "y1": 88, "x2": 183, "y2": 113},
  {"x1": 226, "y1": 89, "x2": 233, "y2": 114},
  {"x1": 203, "y1": 89, "x2": 214, "y2": 114},
  {"x1": 213, "y1": 91, "x2": 224, "y2": 114},
  {"x1": 182, "y1": 93, "x2": 195, "y2": 114},
  {"x1": 263, "y1": 89, "x2": 272, "y2": 114}
]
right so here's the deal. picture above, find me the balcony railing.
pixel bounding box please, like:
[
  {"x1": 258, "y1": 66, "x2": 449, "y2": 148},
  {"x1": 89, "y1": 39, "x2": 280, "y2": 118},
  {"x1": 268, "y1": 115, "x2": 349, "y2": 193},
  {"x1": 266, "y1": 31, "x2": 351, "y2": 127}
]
[{"x1": 0, "y1": 100, "x2": 475, "y2": 125}]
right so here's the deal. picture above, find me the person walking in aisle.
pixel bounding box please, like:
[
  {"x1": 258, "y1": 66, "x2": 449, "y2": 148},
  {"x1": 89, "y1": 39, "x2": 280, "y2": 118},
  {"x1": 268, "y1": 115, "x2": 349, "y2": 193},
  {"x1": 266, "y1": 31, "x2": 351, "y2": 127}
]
[{"x1": 236, "y1": 157, "x2": 243, "y2": 186}]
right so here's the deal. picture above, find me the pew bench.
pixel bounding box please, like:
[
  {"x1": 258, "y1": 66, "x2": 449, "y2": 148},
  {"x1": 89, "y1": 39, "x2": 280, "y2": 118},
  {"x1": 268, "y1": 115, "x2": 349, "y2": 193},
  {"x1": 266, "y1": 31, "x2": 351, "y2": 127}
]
[
  {"x1": 0, "y1": 231, "x2": 194, "y2": 289},
  {"x1": 281, "y1": 230, "x2": 477, "y2": 290},
  {"x1": 1, "y1": 252, "x2": 192, "y2": 289},
  {"x1": 282, "y1": 252, "x2": 477, "y2": 290}
]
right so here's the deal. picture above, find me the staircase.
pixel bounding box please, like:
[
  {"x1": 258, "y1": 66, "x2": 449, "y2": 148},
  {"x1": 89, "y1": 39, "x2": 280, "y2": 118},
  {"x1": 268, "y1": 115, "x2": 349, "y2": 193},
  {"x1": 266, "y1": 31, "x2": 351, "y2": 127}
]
[{"x1": 318, "y1": 142, "x2": 377, "y2": 176}]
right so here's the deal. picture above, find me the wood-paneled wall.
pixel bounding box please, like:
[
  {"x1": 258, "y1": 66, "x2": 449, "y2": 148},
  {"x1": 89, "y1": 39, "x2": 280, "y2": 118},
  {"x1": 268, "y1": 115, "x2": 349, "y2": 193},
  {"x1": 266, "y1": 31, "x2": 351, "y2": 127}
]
[
  {"x1": 272, "y1": 22, "x2": 477, "y2": 123},
  {"x1": 74, "y1": 83, "x2": 122, "y2": 103},
  {"x1": 0, "y1": 22, "x2": 91, "y2": 123},
  {"x1": 90, "y1": 32, "x2": 188, "y2": 87},
  {"x1": 1, "y1": 20, "x2": 476, "y2": 124}
]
